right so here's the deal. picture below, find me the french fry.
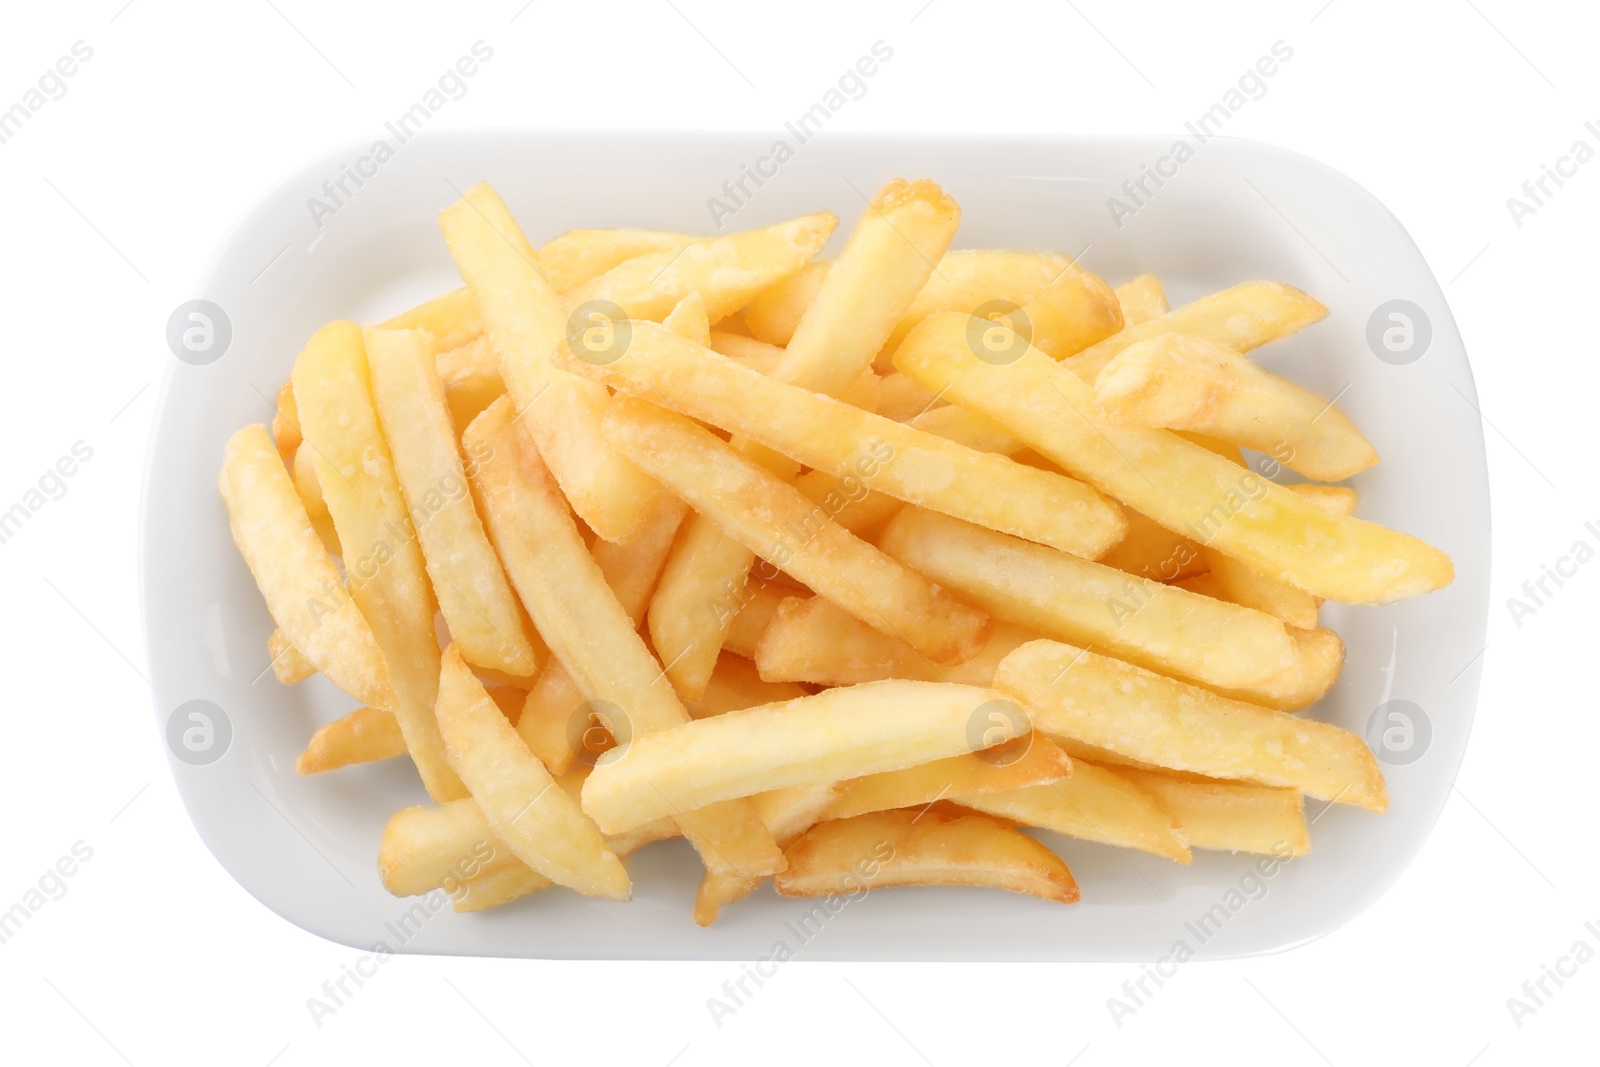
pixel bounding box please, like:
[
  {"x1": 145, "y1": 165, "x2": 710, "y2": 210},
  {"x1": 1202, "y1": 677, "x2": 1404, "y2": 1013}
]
[
  {"x1": 1062, "y1": 280, "x2": 1329, "y2": 382},
  {"x1": 774, "y1": 809, "x2": 1079, "y2": 904},
  {"x1": 689, "y1": 652, "x2": 807, "y2": 718},
  {"x1": 434, "y1": 336, "x2": 506, "y2": 434},
  {"x1": 952, "y1": 760, "x2": 1191, "y2": 863},
  {"x1": 907, "y1": 403, "x2": 1022, "y2": 455},
  {"x1": 367, "y1": 326, "x2": 541, "y2": 676},
  {"x1": 380, "y1": 287, "x2": 483, "y2": 354},
  {"x1": 692, "y1": 778, "x2": 840, "y2": 925},
  {"x1": 722, "y1": 579, "x2": 795, "y2": 659},
  {"x1": 825, "y1": 736, "x2": 1072, "y2": 821},
  {"x1": 877, "y1": 507, "x2": 1321, "y2": 696},
  {"x1": 436, "y1": 644, "x2": 630, "y2": 900},
  {"x1": 1289, "y1": 482, "x2": 1358, "y2": 515},
  {"x1": 709, "y1": 329, "x2": 784, "y2": 368},
  {"x1": 450, "y1": 864, "x2": 552, "y2": 912},
  {"x1": 1094, "y1": 334, "x2": 1379, "y2": 480},
  {"x1": 755, "y1": 595, "x2": 1032, "y2": 688},
  {"x1": 537, "y1": 228, "x2": 698, "y2": 293},
  {"x1": 1112, "y1": 767, "x2": 1310, "y2": 856},
  {"x1": 291, "y1": 323, "x2": 464, "y2": 800},
  {"x1": 876, "y1": 372, "x2": 944, "y2": 421},
  {"x1": 272, "y1": 380, "x2": 300, "y2": 457},
  {"x1": 994, "y1": 640, "x2": 1387, "y2": 811},
  {"x1": 218, "y1": 424, "x2": 392, "y2": 709},
  {"x1": 289, "y1": 444, "x2": 340, "y2": 555},
  {"x1": 580, "y1": 680, "x2": 1019, "y2": 834},
  {"x1": 893, "y1": 313, "x2": 1453, "y2": 604},
  {"x1": 741, "y1": 260, "x2": 828, "y2": 344},
  {"x1": 564, "y1": 211, "x2": 836, "y2": 324},
  {"x1": 1097, "y1": 505, "x2": 1205, "y2": 583},
  {"x1": 661, "y1": 291, "x2": 711, "y2": 347},
  {"x1": 465, "y1": 396, "x2": 785, "y2": 878},
  {"x1": 440, "y1": 182, "x2": 661, "y2": 542},
  {"x1": 299, "y1": 685, "x2": 523, "y2": 776},
  {"x1": 647, "y1": 509, "x2": 767, "y2": 701},
  {"x1": 603, "y1": 397, "x2": 991, "y2": 665},
  {"x1": 1115, "y1": 274, "x2": 1169, "y2": 326},
  {"x1": 790, "y1": 468, "x2": 904, "y2": 537},
  {"x1": 1205, "y1": 549, "x2": 1320, "y2": 630},
  {"x1": 267, "y1": 628, "x2": 315, "y2": 684},
  {"x1": 561, "y1": 322, "x2": 1127, "y2": 558},
  {"x1": 1001, "y1": 263, "x2": 1124, "y2": 359}
]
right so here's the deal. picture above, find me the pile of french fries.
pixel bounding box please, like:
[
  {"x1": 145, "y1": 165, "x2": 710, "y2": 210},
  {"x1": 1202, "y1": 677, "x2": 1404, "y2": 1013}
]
[{"x1": 220, "y1": 176, "x2": 1453, "y2": 925}]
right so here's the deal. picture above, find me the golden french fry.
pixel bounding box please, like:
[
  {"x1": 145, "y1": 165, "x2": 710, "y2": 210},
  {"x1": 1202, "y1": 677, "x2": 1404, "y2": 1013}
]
[
  {"x1": 647, "y1": 509, "x2": 763, "y2": 702},
  {"x1": 1000, "y1": 263, "x2": 1123, "y2": 359},
  {"x1": 291, "y1": 322, "x2": 466, "y2": 800},
  {"x1": 952, "y1": 760, "x2": 1191, "y2": 864},
  {"x1": 1097, "y1": 505, "x2": 1205, "y2": 583},
  {"x1": 440, "y1": 182, "x2": 661, "y2": 542},
  {"x1": 603, "y1": 397, "x2": 991, "y2": 665},
  {"x1": 722, "y1": 578, "x2": 795, "y2": 659},
  {"x1": 537, "y1": 228, "x2": 698, "y2": 293},
  {"x1": 1288, "y1": 482, "x2": 1358, "y2": 515},
  {"x1": 1062, "y1": 280, "x2": 1329, "y2": 382},
  {"x1": 436, "y1": 644, "x2": 630, "y2": 900},
  {"x1": 367, "y1": 327, "x2": 541, "y2": 676},
  {"x1": 878, "y1": 507, "x2": 1321, "y2": 696},
  {"x1": 826, "y1": 736, "x2": 1072, "y2": 821},
  {"x1": 777, "y1": 178, "x2": 961, "y2": 396},
  {"x1": 1175, "y1": 572, "x2": 1227, "y2": 598},
  {"x1": 272, "y1": 380, "x2": 300, "y2": 458},
  {"x1": 906, "y1": 404, "x2": 1021, "y2": 455},
  {"x1": 580, "y1": 680, "x2": 1018, "y2": 834},
  {"x1": 465, "y1": 396, "x2": 784, "y2": 878},
  {"x1": 894, "y1": 313, "x2": 1453, "y2": 604},
  {"x1": 450, "y1": 864, "x2": 552, "y2": 912},
  {"x1": 741, "y1": 259, "x2": 829, "y2": 344},
  {"x1": 876, "y1": 372, "x2": 944, "y2": 421},
  {"x1": 289, "y1": 444, "x2": 340, "y2": 555},
  {"x1": 1112, "y1": 767, "x2": 1310, "y2": 856},
  {"x1": 218, "y1": 425, "x2": 392, "y2": 709},
  {"x1": 299, "y1": 685, "x2": 523, "y2": 776},
  {"x1": 774, "y1": 809, "x2": 1079, "y2": 904},
  {"x1": 564, "y1": 211, "x2": 836, "y2": 324},
  {"x1": 1095, "y1": 334, "x2": 1379, "y2": 481},
  {"x1": 380, "y1": 287, "x2": 484, "y2": 354},
  {"x1": 689, "y1": 651, "x2": 807, "y2": 718},
  {"x1": 434, "y1": 336, "x2": 506, "y2": 434},
  {"x1": 692, "y1": 779, "x2": 841, "y2": 925},
  {"x1": 755, "y1": 595, "x2": 1032, "y2": 688},
  {"x1": 562, "y1": 322, "x2": 1126, "y2": 559},
  {"x1": 791, "y1": 468, "x2": 904, "y2": 537},
  {"x1": 1205, "y1": 549, "x2": 1320, "y2": 629},
  {"x1": 1114, "y1": 274, "x2": 1169, "y2": 326},
  {"x1": 994, "y1": 640, "x2": 1386, "y2": 811},
  {"x1": 267, "y1": 628, "x2": 316, "y2": 684}
]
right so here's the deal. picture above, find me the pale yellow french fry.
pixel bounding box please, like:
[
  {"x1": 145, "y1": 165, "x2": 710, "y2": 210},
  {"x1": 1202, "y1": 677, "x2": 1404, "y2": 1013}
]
[
  {"x1": 661, "y1": 290, "x2": 711, "y2": 347},
  {"x1": 894, "y1": 313, "x2": 1453, "y2": 604},
  {"x1": 218, "y1": 425, "x2": 391, "y2": 709},
  {"x1": 953, "y1": 760, "x2": 1191, "y2": 864},
  {"x1": 689, "y1": 651, "x2": 807, "y2": 718},
  {"x1": 537, "y1": 228, "x2": 698, "y2": 293},
  {"x1": 299, "y1": 685, "x2": 523, "y2": 776},
  {"x1": 826, "y1": 736, "x2": 1072, "y2": 821},
  {"x1": 878, "y1": 508, "x2": 1315, "y2": 695},
  {"x1": 994, "y1": 640, "x2": 1387, "y2": 811},
  {"x1": 708, "y1": 329, "x2": 783, "y2": 368},
  {"x1": 434, "y1": 336, "x2": 506, "y2": 435},
  {"x1": 291, "y1": 324, "x2": 464, "y2": 800},
  {"x1": 1205, "y1": 549, "x2": 1320, "y2": 630},
  {"x1": 451, "y1": 864, "x2": 552, "y2": 912},
  {"x1": 1112, "y1": 767, "x2": 1310, "y2": 857},
  {"x1": 1062, "y1": 280, "x2": 1329, "y2": 382},
  {"x1": 777, "y1": 178, "x2": 961, "y2": 396},
  {"x1": 367, "y1": 327, "x2": 541, "y2": 676},
  {"x1": 1288, "y1": 482, "x2": 1358, "y2": 515},
  {"x1": 1097, "y1": 505, "x2": 1206, "y2": 583},
  {"x1": 774, "y1": 809, "x2": 1080, "y2": 904},
  {"x1": 906, "y1": 404, "x2": 1022, "y2": 455},
  {"x1": 603, "y1": 397, "x2": 991, "y2": 665},
  {"x1": 440, "y1": 182, "x2": 661, "y2": 542},
  {"x1": 755, "y1": 595, "x2": 1032, "y2": 688},
  {"x1": 564, "y1": 211, "x2": 836, "y2": 324},
  {"x1": 561, "y1": 323, "x2": 1126, "y2": 559},
  {"x1": 741, "y1": 260, "x2": 828, "y2": 345},
  {"x1": 267, "y1": 628, "x2": 316, "y2": 684},
  {"x1": 289, "y1": 444, "x2": 340, "y2": 555},
  {"x1": 380, "y1": 287, "x2": 484, "y2": 354},
  {"x1": 876, "y1": 372, "x2": 944, "y2": 421},
  {"x1": 581, "y1": 680, "x2": 1018, "y2": 834},
  {"x1": 272, "y1": 380, "x2": 300, "y2": 458},
  {"x1": 465, "y1": 396, "x2": 785, "y2": 878},
  {"x1": 722, "y1": 579, "x2": 795, "y2": 659},
  {"x1": 1095, "y1": 334, "x2": 1379, "y2": 481},
  {"x1": 999, "y1": 263, "x2": 1124, "y2": 360},
  {"x1": 647, "y1": 511, "x2": 762, "y2": 702},
  {"x1": 791, "y1": 469, "x2": 904, "y2": 537},
  {"x1": 1114, "y1": 273, "x2": 1169, "y2": 326}
]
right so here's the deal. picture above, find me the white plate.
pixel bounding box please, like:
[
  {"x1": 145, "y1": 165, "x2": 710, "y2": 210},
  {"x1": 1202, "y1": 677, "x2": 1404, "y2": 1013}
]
[{"x1": 142, "y1": 130, "x2": 1490, "y2": 961}]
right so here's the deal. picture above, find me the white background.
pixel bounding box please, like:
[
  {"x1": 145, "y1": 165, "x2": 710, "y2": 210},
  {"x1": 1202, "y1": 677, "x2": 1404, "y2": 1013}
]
[{"x1": 1, "y1": 0, "x2": 1595, "y2": 1063}]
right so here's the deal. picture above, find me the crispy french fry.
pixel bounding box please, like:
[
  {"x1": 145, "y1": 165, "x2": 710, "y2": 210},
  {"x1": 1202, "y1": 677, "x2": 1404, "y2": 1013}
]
[
  {"x1": 267, "y1": 628, "x2": 316, "y2": 684},
  {"x1": 826, "y1": 736, "x2": 1072, "y2": 821},
  {"x1": 690, "y1": 651, "x2": 807, "y2": 718},
  {"x1": 1288, "y1": 482, "x2": 1358, "y2": 515},
  {"x1": 1097, "y1": 505, "x2": 1205, "y2": 583},
  {"x1": 561, "y1": 322, "x2": 1126, "y2": 558},
  {"x1": 741, "y1": 260, "x2": 828, "y2": 344},
  {"x1": 1000, "y1": 263, "x2": 1124, "y2": 359},
  {"x1": 289, "y1": 444, "x2": 340, "y2": 555},
  {"x1": 291, "y1": 323, "x2": 464, "y2": 800},
  {"x1": 272, "y1": 380, "x2": 300, "y2": 458},
  {"x1": 876, "y1": 372, "x2": 944, "y2": 421},
  {"x1": 299, "y1": 685, "x2": 522, "y2": 776},
  {"x1": 537, "y1": 228, "x2": 698, "y2": 293},
  {"x1": 722, "y1": 579, "x2": 794, "y2": 659},
  {"x1": 465, "y1": 396, "x2": 784, "y2": 878},
  {"x1": 603, "y1": 397, "x2": 991, "y2": 665},
  {"x1": 580, "y1": 680, "x2": 1018, "y2": 834},
  {"x1": 894, "y1": 313, "x2": 1453, "y2": 604},
  {"x1": 952, "y1": 760, "x2": 1191, "y2": 863},
  {"x1": 367, "y1": 326, "x2": 540, "y2": 676},
  {"x1": 1062, "y1": 280, "x2": 1328, "y2": 382},
  {"x1": 994, "y1": 640, "x2": 1387, "y2": 811},
  {"x1": 790, "y1": 468, "x2": 905, "y2": 537},
  {"x1": 906, "y1": 403, "x2": 1022, "y2": 455},
  {"x1": 1115, "y1": 274, "x2": 1169, "y2": 326},
  {"x1": 1112, "y1": 767, "x2": 1310, "y2": 856},
  {"x1": 1204, "y1": 549, "x2": 1320, "y2": 629},
  {"x1": 774, "y1": 809, "x2": 1079, "y2": 904},
  {"x1": 647, "y1": 508, "x2": 765, "y2": 702},
  {"x1": 878, "y1": 508, "x2": 1320, "y2": 696},
  {"x1": 662, "y1": 291, "x2": 711, "y2": 346},
  {"x1": 1095, "y1": 334, "x2": 1378, "y2": 480},
  {"x1": 380, "y1": 287, "x2": 483, "y2": 354},
  {"x1": 692, "y1": 779, "x2": 841, "y2": 925},
  {"x1": 441, "y1": 182, "x2": 661, "y2": 542},
  {"x1": 450, "y1": 864, "x2": 552, "y2": 912},
  {"x1": 755, "y1": 595, "x2": 1032, "y2": 687},
  {"x1": 435, "y1": 336, "x2": 506, "y2": 434}
]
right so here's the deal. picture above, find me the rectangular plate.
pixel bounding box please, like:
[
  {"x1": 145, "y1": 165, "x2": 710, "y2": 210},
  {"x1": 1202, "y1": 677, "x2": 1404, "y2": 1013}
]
[{"x1": 142, "y1": 130, "x2": 1489, "y2": 961}]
